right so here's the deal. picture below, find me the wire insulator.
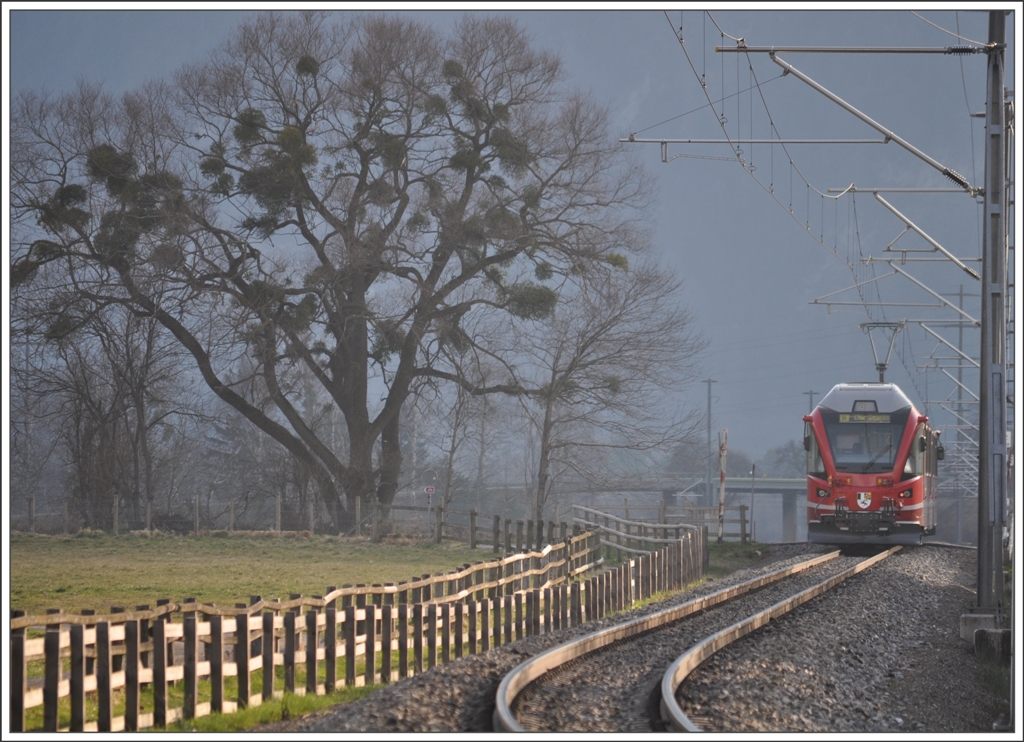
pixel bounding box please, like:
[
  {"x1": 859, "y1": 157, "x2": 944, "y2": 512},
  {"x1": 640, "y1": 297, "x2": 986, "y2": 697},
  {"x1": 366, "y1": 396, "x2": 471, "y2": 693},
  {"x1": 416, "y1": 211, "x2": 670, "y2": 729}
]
[
  {"x1": 945, "y1": 46, "x2": 982, "y2": 55},
  {"x1": 942, "y1": 168, "x2": 970, "y2": 189}
]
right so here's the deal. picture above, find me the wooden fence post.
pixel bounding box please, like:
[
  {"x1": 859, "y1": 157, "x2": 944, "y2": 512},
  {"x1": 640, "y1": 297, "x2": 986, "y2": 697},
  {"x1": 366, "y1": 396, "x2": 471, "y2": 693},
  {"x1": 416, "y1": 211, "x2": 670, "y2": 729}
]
[
  {"x1": 235, "y1": 607, "x2": 251, "y2": 708},
  {"x1": 525, "y1": 591, "x2": 535, "y2": 636},
  {"x1": 125, "y1": 619, "x2": 141, "y2": 730},
  {"x1": 11, "y1": 611, "x2": 26, "y2": 732},
  {"x1": 426, "y1": 604, "x2": 438, "y2": 669},
  {"x1": 95, "y1": 620, "x2": 112, "y2": 731},
  {"x1": 365, "y1": 603, "x2": 377, "y2": 684},
  {"x1": 502, "y1": 594, "x2": 512, "y2": 644},
  {"x1": 70, "y1": 622, "x2": 85, "y2": 731},
  {"x1": 184, "y1": 608, "x2": 198, "y2": 718},
  {"x1": 569, "y1": 582, "x2": 581, "y2": 626},
  {"x1": 435, "y1": 505, "x2": 444, "y2": 544},
  {"x1": 382, "y1": 605, "x2": 393, "y2": 679},
  {"x1": 305, "y1": 609, "x2": 318, "y2": 693},
  {"x1": 504, "y1": 519, "x2": 512, "y2": 554},
  {"x1": 413, "y1": 603, "x2": 424, "y2": 675},
  {"x1": 493, "y1": 515, "x2": 501, "y2": 553},
  {"x1": 516, "y1": 520, "x2": 524, "y2": 552},
  {"x1": 480, "y1": 599, "x2": 490, "y2": 652},
  {"x1": 209, "y1": 615, "x2": 223, "y2": 714},
  {"x1": 398, "y1": 604, "x2": 409, "y2": 679},
  {"x1": 515, "y1": 592, "x2": 524, "y2": 640},
  {"x1": 740, "y1": 504, "x2": 748, "y2": 543},
  {"x1": 470, "y1": 509, "x2": 478, "y2": 550},
  {"x1": 345, "y1": 605, "x2": 357, "y2": 686},
  {"x1": 492, "y1": 596, "x2": 502, "y2": 648},
  {"x1": 262, "y1": 611, "x2": 275, "y2": 699},
  {"x1": 152, "y1": 618, "x2": 167, "y2": 727},
  {"x1": 322, "y1": 603, "x2": 336, "y2": 692},
  {"x1": 43, "y1": 617, "x2": 61, "y2": 732},
  {"x1": 441, "y1": 603, "x2": 451, "y2": 664},
  {"x1": 284, "y1": 610, "x2": 296, "y2": 692}
]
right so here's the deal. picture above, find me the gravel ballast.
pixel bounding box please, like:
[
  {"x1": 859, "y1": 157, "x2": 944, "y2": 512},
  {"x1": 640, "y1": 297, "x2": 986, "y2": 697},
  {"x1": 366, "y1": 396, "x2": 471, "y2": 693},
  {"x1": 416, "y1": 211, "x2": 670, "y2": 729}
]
[
  {"x1": 256, "y1": 543, "x2": 1010, "y2": 733},
  {"x1": 676, "y1": 544, "x2": 1010, "y2": 733}
]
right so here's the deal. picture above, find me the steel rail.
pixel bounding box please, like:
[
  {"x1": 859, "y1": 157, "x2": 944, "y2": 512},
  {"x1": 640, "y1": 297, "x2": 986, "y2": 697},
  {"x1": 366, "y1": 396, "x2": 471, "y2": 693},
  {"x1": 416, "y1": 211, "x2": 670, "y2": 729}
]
[
  {"x1": 492, "y1": 550, "x2": 842, "y2": 732},
  {"x1": 659, "y1": 546, "x2": 901, "y2": 732}
]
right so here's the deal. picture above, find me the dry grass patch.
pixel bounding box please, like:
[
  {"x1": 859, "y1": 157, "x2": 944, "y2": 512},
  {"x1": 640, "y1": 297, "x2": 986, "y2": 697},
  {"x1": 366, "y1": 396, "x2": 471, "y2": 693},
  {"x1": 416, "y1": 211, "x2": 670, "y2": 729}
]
[{"x1": 10, "y1": 531, "x2": 483, "y2": 615}]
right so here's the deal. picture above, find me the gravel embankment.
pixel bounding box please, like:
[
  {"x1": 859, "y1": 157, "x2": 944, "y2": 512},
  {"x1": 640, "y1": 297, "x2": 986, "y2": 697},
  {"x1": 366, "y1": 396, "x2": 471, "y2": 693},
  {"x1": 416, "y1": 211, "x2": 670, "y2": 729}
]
[
  {"x1": 257, "y1": 544, "x2": 1009, "y2": 733},
  {"x1": 676, "y1": 544, "x2": 1009, "y2": 733}
]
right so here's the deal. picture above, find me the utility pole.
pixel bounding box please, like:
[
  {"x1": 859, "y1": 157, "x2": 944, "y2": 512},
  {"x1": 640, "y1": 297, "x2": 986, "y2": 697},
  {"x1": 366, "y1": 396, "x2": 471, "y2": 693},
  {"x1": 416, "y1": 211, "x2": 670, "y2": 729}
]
[
  {"x1": 717, "y1": 429, "x2": 728, "y2": 543},
  {"x1": 970, "y1": 10, "x2": 1007, "y2": 627},
  {"x1": 956, "y1": 285, "x2": 965, "y2": 544},
  {"x1": 705, "y1": 379, "x2": 716, "y2": 507},
  {"x1": 804, "y1": 390, "x2": 817, "y2": 415}
]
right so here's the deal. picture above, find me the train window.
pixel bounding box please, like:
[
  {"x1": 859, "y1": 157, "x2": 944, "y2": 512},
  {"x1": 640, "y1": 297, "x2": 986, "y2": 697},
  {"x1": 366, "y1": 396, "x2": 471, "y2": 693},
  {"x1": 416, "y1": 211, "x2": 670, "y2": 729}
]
[
  {"x1": 821, "y1": 409, "x2": 910, "y2": 473},
  {"x1": 805, "y1": 422, "x2": 825, "y2": 477}
]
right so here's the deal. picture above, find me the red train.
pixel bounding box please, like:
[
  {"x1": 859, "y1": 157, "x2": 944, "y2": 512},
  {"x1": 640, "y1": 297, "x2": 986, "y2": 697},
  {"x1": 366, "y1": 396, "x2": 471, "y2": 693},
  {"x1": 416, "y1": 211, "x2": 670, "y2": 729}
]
[{"x1": 805, "y1": 382, "x2": 942, "y2": 545}]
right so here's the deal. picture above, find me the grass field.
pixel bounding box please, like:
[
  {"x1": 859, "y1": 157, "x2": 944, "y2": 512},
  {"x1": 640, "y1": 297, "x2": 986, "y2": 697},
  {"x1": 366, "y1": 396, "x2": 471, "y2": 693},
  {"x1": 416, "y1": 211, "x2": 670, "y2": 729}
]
[
  {"x1": 11, "y1": 531, "x2": 767, "y2": 731},
  {"x1": 9, "y1": 531, "x2": 484, "y2": 616}
]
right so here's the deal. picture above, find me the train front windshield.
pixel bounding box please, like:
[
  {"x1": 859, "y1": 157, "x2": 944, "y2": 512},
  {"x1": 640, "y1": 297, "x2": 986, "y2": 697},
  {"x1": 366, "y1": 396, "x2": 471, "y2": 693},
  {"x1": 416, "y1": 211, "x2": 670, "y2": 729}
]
[{"x1": 821, "y1": 409, "x2": 910, "y2": 473}]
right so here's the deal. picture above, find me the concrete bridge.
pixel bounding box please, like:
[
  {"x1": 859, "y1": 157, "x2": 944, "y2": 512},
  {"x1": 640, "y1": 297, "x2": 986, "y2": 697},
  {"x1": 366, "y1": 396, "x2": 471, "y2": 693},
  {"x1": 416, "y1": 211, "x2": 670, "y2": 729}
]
[{"x1": 559, "y1": 477, "x2": 807, "y2": 542}]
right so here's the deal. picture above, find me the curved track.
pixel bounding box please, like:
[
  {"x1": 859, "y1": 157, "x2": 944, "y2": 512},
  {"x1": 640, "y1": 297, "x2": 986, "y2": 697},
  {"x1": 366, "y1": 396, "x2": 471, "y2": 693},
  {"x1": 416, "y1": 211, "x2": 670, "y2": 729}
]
[{"x1": 494, "y1": 547, "x2": 900, "y2": 732}]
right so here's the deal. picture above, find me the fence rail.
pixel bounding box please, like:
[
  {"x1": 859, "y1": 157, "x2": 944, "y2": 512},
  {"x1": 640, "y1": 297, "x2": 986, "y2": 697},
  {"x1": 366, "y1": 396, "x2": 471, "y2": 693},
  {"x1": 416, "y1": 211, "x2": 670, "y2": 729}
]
[
  {"x1": 574, "y1": 501, "x2": 750, "y2": 544},
  {"x1": 10, "y1": 524, "x2": 708, "y2": 732},
  {"x1": 573, "y1": 505, "x2": 711, "y2": 575},
  {"x1": 388, "y1": 505, "x2": 573, "y2": 553}
]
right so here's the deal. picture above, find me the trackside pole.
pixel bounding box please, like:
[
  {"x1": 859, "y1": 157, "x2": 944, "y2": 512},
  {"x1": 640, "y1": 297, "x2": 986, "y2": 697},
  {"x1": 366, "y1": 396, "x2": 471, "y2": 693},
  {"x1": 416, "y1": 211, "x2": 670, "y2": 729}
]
[{"x1": 717, "y1": 429, "x2": 728, "y2": 543}]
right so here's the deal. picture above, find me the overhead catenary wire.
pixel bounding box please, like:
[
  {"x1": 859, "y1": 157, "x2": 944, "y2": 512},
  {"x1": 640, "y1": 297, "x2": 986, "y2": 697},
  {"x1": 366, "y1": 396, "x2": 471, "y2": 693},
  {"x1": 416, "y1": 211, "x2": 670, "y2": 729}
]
[
  {"x1": 645, "y1": 11, "x2": 989, "y2": 456},
  {"x1": 910, "y1": 10, "x2": 991, "y2": 47},
  {"x1": 630, "y1": 75, "x2": 784, "y2": 137},
  {"x1": 660, "y1": 10, "x2": 898, "y2": 337}
]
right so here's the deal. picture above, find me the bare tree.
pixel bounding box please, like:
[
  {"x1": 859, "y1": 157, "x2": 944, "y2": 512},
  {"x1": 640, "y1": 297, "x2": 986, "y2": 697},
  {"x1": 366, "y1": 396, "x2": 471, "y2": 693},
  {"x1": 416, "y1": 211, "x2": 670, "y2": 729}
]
[
  {"x1": 763, "y1": 439, "x2": 806, "y2": 478},
  {"x1": 512, "y1": 261, "x2": 707, "y2": 522},
  {"x1": 11, "y1": 12, "x2": 653, "y2": 534}
]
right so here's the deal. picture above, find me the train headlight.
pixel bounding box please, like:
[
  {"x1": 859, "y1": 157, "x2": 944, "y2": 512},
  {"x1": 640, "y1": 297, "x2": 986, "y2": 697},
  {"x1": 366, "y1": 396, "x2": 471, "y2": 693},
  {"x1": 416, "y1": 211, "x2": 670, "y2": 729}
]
[
  {"x1": 900, "y1": 490, "x2": 913, "y2": 498},
  {"x1": 817, "y1": 489, "x2": 828, "y2": 498}
]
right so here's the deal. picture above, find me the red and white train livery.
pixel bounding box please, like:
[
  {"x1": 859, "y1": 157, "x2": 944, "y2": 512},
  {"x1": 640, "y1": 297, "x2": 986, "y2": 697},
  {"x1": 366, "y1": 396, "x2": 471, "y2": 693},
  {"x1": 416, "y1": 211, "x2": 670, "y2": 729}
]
[{"x1": 805, "y1": 382, "x2": 942, "y2": 545}]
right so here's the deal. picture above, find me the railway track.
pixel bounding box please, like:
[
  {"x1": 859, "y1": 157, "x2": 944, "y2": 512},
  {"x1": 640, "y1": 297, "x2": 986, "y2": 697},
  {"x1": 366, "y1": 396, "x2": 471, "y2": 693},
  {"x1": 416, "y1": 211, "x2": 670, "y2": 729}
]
[{"x1": 494, "y1": 546, "x2": 901, "y2": 732}]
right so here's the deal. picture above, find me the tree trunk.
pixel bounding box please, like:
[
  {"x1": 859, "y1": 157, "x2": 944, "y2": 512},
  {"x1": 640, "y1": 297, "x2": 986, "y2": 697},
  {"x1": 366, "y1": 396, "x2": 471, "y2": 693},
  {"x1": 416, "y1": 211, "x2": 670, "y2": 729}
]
[{"x1": 535, "y1": 390, "x2": 557, "y2": 525}]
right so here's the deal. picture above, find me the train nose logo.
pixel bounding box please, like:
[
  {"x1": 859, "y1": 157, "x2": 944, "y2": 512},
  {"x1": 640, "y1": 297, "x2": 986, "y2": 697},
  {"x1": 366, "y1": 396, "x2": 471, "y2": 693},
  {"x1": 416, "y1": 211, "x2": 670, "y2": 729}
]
[{"x1": 856, "y1": 492, "x2": 872, "y2": 509}]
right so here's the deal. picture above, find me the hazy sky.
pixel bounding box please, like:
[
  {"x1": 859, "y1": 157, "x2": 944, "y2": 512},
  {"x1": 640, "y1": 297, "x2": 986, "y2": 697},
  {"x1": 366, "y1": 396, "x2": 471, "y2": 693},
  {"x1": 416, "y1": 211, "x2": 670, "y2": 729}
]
[{"x1": 6, "y1": 6, "x2": 1020, "y2": 462}]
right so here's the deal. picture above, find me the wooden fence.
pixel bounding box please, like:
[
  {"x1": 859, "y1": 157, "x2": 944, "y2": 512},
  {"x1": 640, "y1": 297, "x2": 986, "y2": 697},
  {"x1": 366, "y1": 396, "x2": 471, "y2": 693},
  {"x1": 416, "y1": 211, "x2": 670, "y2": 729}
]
[
  {"x1": 10, "y1": 526, "x2": 705, "y2": 732},
  {"x1": 572, "y1": 505, "x2": 711, "y2": 576},
  {"x1": 388, "y1": 505, "x2": 573, "y2": 553},
  {"x1": 576, "y1": 500, "x2": 751, "y2": 543}
]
